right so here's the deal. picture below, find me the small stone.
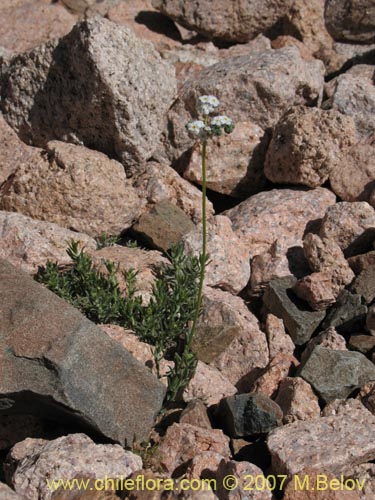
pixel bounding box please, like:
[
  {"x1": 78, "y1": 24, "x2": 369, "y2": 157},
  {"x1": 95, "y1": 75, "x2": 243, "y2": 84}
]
[
  {"x1": 298, "y1": 346, "x2": 375, "y2": 403},
  {"x1": 293, "y1": 272, "x2": 337, "y2": 311},
  {"x1": 132, "y1": 200, "x2": 195, "y2": 252},
  {"x1": 322, "y1": 290, "x2": 367, "y2": 333},
  {"x1": 250, "y1": 354, "x2": 299, "y2": 398},
  {"x1": 349, "y1": 335, "x2": 375, "y2": 354},
  {"x1": 218, "y1": 393, "x2": 283, "y2": 438},
  {"x1": 180, "y1": 400, "x2": 212, "y2": 430},
  {"x1": 301, "y1": 327, "x2": 347, "y2": 364},
  {"x1": 265, "y1": 314, "x2": 295, "y2": 359},
  {"x1": 263, "y1": 275, "x2": 326, "y2": 345},
  {"x1": 267, "y1": 404, "x2": 375, "y2": 477},
  {"x1": 366, "y1": 305, "x2": 375, "y2": 335},
  {"x1": 216, "y1": 461, "x2": 274, "y2": 500},
  {"x1": 275, "y1": 377, "x2": 320, "y2": 424},
  {"x1": 325, "y1": 0, "x2": 375, "y2": 43},
  {"x1": 351, "y1": 266, "x2": 375, "y2": 304},
  {"x1": 348, "y1": 250, "x2": 375, "y2": 275}
]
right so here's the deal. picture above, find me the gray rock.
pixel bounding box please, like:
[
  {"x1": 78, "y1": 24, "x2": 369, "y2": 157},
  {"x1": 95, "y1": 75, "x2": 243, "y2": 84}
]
[
  {"x1": 131, "y1": 200, "x2": 195, "y2": 252},
  {"x1": 263, "y1": 276, "x2": 326, "y2": 345},
  {"x1": 0, "y1": 259, "x2": 166, "y2": 445},
  {"x1": 267, "y1": 404, "x2": 375, "y2": 477},
  {"x1": 218, "y1": 393, "x2": 283, "y2": 438},
  {"x1": 325, "y1": 0, "x2": 375, "y2": 44},
  {"x1": 351, "y1": 266, "x2": 375, "y2": 304},
  {"x1": 152, "y1": 0, "x2": 293, "y2": 43},
  {"x1": 298, "y1": 346, "x2": 375, "y2": 403},
  {"x1": 0, "y1": 17, "x2": 176, "y2": 174},
  {"x1": 322, "y1": 290, "x2": 368, "y2": 333}
]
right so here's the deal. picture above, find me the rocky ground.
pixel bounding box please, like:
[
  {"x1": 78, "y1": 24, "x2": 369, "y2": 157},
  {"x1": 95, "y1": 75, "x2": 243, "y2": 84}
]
[{"x1": 1, "y1": 0, "x2": 375, "y2": 499}]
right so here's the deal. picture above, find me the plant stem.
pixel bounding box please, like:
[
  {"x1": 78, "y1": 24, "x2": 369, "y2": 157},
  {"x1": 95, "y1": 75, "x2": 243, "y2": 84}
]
[{"x1": 187, "y1": 139, "x2": 207, "y2": 349}]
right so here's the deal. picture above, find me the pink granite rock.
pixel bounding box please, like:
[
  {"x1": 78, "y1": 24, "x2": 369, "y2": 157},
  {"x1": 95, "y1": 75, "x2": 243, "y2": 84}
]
[
  {"x1": 293, "y1": 272, "x2": 338, "y2": 310},
  {"x1": 250, "y1": 354, "x2": 299, "y2": 398},
  {"x1": 325, "y1": 0, "x2": 375, "y2": 44},
  {"x1": 275, "y1": 377, "x2": 320, "y2": 424},
  {"x1": 265, "y1": 314, "x2": 295, "y2": 359},
  {"x1": 301, "y1": 327, "x2": 347, "y2": 363}
]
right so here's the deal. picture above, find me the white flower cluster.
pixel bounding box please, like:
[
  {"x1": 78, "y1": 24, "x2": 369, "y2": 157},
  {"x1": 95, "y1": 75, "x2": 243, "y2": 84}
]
[
  {"x1": 186, "y1": 95, "x2": 235, "y2": 141},
  {"x1": 210, "y1": 115, "x2": 233, "y2": 127},
  {"x1": 197, "y1": 95, "x2": 220, "y2": 116},
  {"x1": 186, "y1": 120, "x2": 211, "y2": 140}
]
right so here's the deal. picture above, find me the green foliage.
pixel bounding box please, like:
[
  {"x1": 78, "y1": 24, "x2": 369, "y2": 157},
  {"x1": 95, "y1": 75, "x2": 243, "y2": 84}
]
[
  {"x1": 95, "y1": 233, "x2": 120, "y2": 249},
  {"x1": 36, "y1": 241, "x2": 205, "y2": 402}
]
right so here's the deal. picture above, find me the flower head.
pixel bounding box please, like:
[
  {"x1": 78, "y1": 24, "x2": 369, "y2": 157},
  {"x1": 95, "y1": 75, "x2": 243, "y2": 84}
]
[
  {"x1": 186, "y1": 120, "x2": 211, "y2": 140},
  {"x1": 210, "y1": 115, "x2": 235, "y2": 136},
  {"x1": 197, "y1": 95, "x2": 220, "y2": 116}
]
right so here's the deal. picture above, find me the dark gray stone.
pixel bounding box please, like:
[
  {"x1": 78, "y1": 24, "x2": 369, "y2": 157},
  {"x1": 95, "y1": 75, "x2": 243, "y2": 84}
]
[
  {"x1": 263, "y1": 275, "x2": 325, "y2": 345},
  {"x1": 348, "y1": 335, "x2": 375, "y2": 354},
  {"x1": 351, "y1": 266, "x2": 375, "y2": 304},
  {"x1": 218, "y1": 393, "x2": 283, "y2": 438},
  {"x1": 0, "y1": 259, "x2": 166, "y2": 445},
  {"x1": 132, "y1": 200, "x2": 195, "y2": 252},
  {"x1": 322, "y1": 289, "x2": 368, "y2": 333},
  {"x1": 298, "y1": 345, "x2": 375, "y2": 403}
]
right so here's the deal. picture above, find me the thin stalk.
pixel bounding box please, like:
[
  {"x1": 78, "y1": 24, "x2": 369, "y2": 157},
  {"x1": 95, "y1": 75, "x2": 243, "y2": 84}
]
[{"x1": 187, "y1": 139, "x2": 207, "y2": 349}]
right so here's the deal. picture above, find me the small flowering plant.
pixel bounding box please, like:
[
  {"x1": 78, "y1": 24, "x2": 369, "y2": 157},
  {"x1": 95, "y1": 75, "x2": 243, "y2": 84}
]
[{"x1": 166, "y1": 96, "x2": 234, "y2": 401}]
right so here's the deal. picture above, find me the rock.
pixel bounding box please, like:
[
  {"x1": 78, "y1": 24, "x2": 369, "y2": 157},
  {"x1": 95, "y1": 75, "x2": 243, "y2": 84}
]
[
  {"x1": 152, "y1": 0, "x2": 293, "y2": 43},
  {"x1": 4, "y1": 434, "x2": 142, "y2": 500},
  {"x1": 0, "y1": 115, "x2": 42, "y2": 186},
  {"x1": 183, "y1": 121, "x2": 267, "y2": 198},
  {"x1": 348, "y1": 250, "x2": 375, "y2": 275},
  {"x1": 250, "y1": 354, "x2": 299, "y2": 398},
  {"x1": 154, "y1": 423, "x2": 230, "y2": 474},
  {"x1": 131, "y1": 200, "x2": 194, "y2": 252},
  {"x1": 282, "y1": 0, "x2": 333, "y2": 56},
  {"x1": 349, "y1": 335, "x2": 375, "y2": 354},
  {"x1": 61, "y1": 0, "x2": 119, "y2": 16},
  {"x1": 216, "y1": 461, "x2": 274, "y2": 500},
  {"x1": 267, "y1": 404, "x2": 375, "y2": 477},
  {"x1": 225, "y1": 187, "x2": 335, "y2": 259},
  {"x1": 0, "y1": 259, "x2": 166, "y2": 445},
  {"x1": 271, "y1": 35, "x2": 315, "y2": 61},
  {"x1": 183, "y1": 361, "x2": 237, "y2": 407},
  {"x1": 90, "y1": 246, "x2": 168, "y2": 304},
  {"x1": 0, "y1": 212, "x2": 96, "y2": 274},
  {"x1": 326, "y1": 73, "x2": 375, "y2": 138},
  {"x1": 329, "y1": 136, "x2": 375, "y2": 202},
  {"x1": 367, "y1": 305, "x2": 375, "y2": 335},
  {"x1": 0, "y1": 0, "x2": 77, "y2": 54},
  {"x1": 0, "y1": 141, "x2": 144, "y2": 237},
  {"x1": 319, "y1": 202, "x2": 375, "y2": 257},
  {"x1": 293, "y1": 272, "x2": 338, "y2": 311},
  {"x1": 133, "y1": 161, "x2": 214, "y2": 224},
  {"x1": 218, "y1": 393, "x2": 283, "y2": 438},
  {"x1": 283, "y1": 467, "x2": 361, "y2": 500},
  {"x1": 351, "y1": 265, "x2": 375, "y2": 304},
  {"x1": 0, "y1": 17, "x2": 176, "y2": 173},
  {"x1": 166, "y1": 46, "x2": 324, "y2": 161},
  {"x1": 298, "y1": 346, "x2": 375, "y2": 403},
  {"x1": 360, "y1": 383, "x2": 375, "y2": 414},
  {"x1": 193, "y1": 287, "x2": 269, "y2": 390},
  {"x1": 52, "y1": 481, "x2": 120, "y2": 499},
  {"x1": 301, "y1": 327, "x2": 347, "y2": 363},
  {"x1": 347, "y1": 463, "x2": 375, "y2": 500},
  {"x1": 0, "y1": 483, "x2": 23, "y2": 500},
  {"x1": 182, "y1": 215, "x2": 250, "y2": 295},
  {"x1": 275, "y1": 377, "x2": 320, "y2": 424},
  {"x1": 263, "y1": 275, "x2": 326, "y2": 345},
  {"x1": 326, "y1": 42, "x2": 375, "y2": 74},
  {"x1": 265, "y1": 314, "x2": 295, "y2": 359},
  {"x1": 325, "y1": 0, "x2": 375, "y2": 43},
  {"x1": 100, "y1": 325, "x2": 173, "y2": 385},
  {"x1": 179, "y1": 399, "x2": 212, "y2": 429},
  {"x1": 264, "y1": 107, "x2": 357, "y2": 188},
  {"x1": 322, "y1": 290, "x2": 367, "y2": 333},
  {"x1": 321, "y1": 397, "x2": 365, "y2": 417},
  {"x1": 185, "y1": 451, "x2": 225, "y2": 480}
]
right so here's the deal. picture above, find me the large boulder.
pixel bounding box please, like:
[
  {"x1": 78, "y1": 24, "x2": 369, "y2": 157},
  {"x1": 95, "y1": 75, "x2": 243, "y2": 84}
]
[
  {"x1": 152, "y1": 0, "x2": 293, "y2": 43},
  {"x1": 0, "y1": 17, "x2": 176, "y2": 174},
  {"x1": 0, "y1": 141, "x2": 144, "y2": 237},
  {"x1": 325, "y1": 0, "x2": 375, "y2": 44},
  {"x1": 166, "y1": 46, "x2": 324, "y2": 161},
  {"x1": 0, "y1": 259, "x2": 166, "y2": 445}
]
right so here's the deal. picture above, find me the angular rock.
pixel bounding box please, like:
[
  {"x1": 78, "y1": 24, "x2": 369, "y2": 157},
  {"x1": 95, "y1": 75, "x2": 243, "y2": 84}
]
[
  {"x1": 52, "y1": 481, "x2": 120, "y2": 499},
  {"x1": 132, "y1": 200, "x2": 194, "y2": 252},
  {"x1": 152, "y1": 0, "x2": 293, "y2": 43},
  {"x1": 0, "y1": 17, "x2": 176, "y2": 172},
  {"x1": 265, "y1": 314, "x2": 295, "y2": 359},
  {"x1": 271, "y1": 35, "x2": 315, "y2": 61},
  {"x1": 360, "y1": 382, "x2": 375, "y2": 414},
  {"x1": 348, "y1": 250, "x2": 375, "y2": 275},
  {"x1": 327, "y1": 73, "x2": 375, "y2": 138},
  {"x1": 0, "y1": 141, "x2": 144, "y2": 237},
  {"x1": 265, "y1": 107, "x2": 357, "y2": 188},
  {"x1": 321, "y1": 397, "x2": 365, "y2": 417},
  {"x1": 275, "y1": 377, "x2": 320, "y2": 424},
  {"x1": 263, "y1": 276, "x2": 326, "y2": 345},
  {"x1": 329, "y1": 136, "x2": 375, "y2": 202},
  {"x1": 179, "y1": 399, "x2": 212, "y2": 430},
  {"x1": 250, "y1": 354, "x2": 298, "y2": 398},
  {"x1": 349, "y1": 335, "x2": 375, "y2": 354},
  {"x1": 133, "y1": 161, "x2": 214, "y2": 224},
  {"x1": 366, "y1": 305, "x2": 375, "y2": 335},
  {"x1": 319, "y1": 202, "x2": 375, "y2": 257},
  {"x1": 61, "y1": 0, "x2": 119, "y2": 16},
  {"x1": 0, "y1": 259, "x2": 166, "y2": 445},
  {"x1": 216, "y1": 461, "x2": 274, "y2": 500},
  {"x1": 351, "y1": 265, "x2": 375, "y2": 304},
  {"x1": 346, "y1": 463, "x2": 375, "y2": 500},
  {"x1": 193, "y1": 287, "x2": 269, "y2": 390},
  {"x1": 167, "y1": 46, "x2": 324, "y2": 161},
  {"x1": 182, "y1": 215, "x2": 250, "y2": 295},
  {"x1": 267, "y1": 404, "x2": 375, "y2": 477},
  {"x1": 0, "y1": 212, "x2": 96, "y2": 274},
  {"x1": 0, "y1": 483, "x2": 23, "y2": 500},
  {"x1": 154, "y1": 423, "x2": 230, "y2": 474},
  {"x1": 183, "y1": 361, "x2": 237, "y2": 407},
  {"x1": 293, "y1": 272, "x2": 338, "y2": 311},
  {"x1": 0, "y1": 0, "x2": 77, "y2": 54},
  {"x1": 5, "y1": 434, "x2": 142, "y2": 500},
  {"x1": 183, "y1": 121, "x2": 267, "y2": 198},
  {"x1": 301, "y1": 327, "x2": 347, "y2": 363},
  {"x1": 218, "y1": 393, "x2": 283, "y2": 438},
  {"x1": 322, "y1": 290, "x2": 368, "y2": 333},
  {"x1": 225, "y1": 188, "x2": 335, "y2": 259},
  {"x1": 298, "y1": 346, "x2": 375, "y2": 403},
  {"x1": 325, "y1": 0, "x2": 375, "y2": 43}
]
